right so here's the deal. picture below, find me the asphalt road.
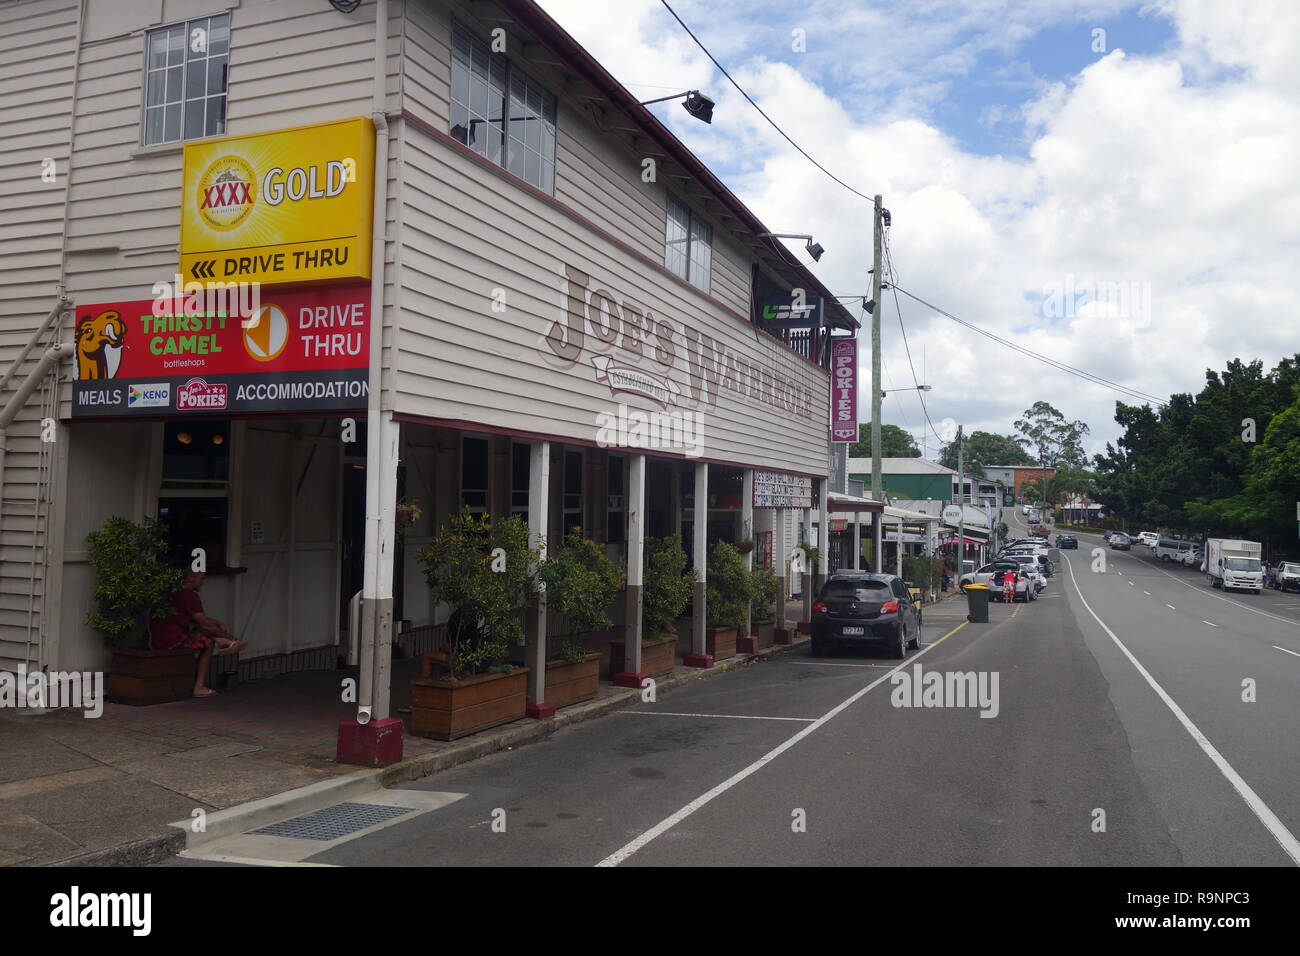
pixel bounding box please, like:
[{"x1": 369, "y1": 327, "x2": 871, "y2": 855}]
[{"x1": 174, "y1": 509, "x2": 1299, "y2": 867}]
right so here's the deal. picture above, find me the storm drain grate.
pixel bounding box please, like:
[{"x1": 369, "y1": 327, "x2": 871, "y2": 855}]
[{"x1": 252, "y1": 802, "x2": 413, "y2": 841}]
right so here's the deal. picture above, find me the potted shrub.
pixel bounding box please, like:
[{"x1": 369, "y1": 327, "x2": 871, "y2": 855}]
[
  {"x1": 538, "y1": 529, "x2": 624, "y2": 708},
  {"x1": 748, "y1": 564, "x2": 780, "y2": 648},
  {"x1": 85, "y1": 516, "x2": 188, "y2": 705},
  {"x1": 611, "y1": 535, "x2": 691, "y2": 678},
  {"x1": 706, "y1": 540, "x2": 754, "y2": 661},
  {"x1": 410, "y1": 510, "x2": 537, "y2": 739}
]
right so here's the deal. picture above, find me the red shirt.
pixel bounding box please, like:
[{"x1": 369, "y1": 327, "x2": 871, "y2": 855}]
[{"x1": 150, "y1": 588, "x2": 204, "y2": 649}]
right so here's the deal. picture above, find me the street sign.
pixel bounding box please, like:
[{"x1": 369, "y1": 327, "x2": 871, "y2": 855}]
[{"x1": 1003, "y1": 492, "x2": 1014, "y2": 507}]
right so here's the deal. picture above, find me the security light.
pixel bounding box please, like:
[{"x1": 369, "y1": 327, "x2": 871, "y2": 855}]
[{"x1": 638, "y1": 90, "x2": 716, "y2": 125}]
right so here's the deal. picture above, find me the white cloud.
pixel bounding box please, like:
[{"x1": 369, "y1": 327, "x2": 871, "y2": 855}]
[{"x1": 537, "y1": 0, "x2": 1300, "y2": 458}]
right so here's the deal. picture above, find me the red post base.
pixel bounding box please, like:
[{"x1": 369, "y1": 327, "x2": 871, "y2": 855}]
[
  {"x1": 797, "y1": 620, "x2": 811, "y2": 636},
  {"x1": 526, "y1": 701, "x2": 556, "y2": 719},
  {"x1": 736, "y1": 636, "x2": 759, "y2": 654},
  {"x1": 336, "y1": 717, "x2": 404, "y2": 767},
  {"x1": 614, "y1": 671, "x2": 650, "y2": 689},
  {"x1": 774, "y1": 627, "x2": 793, "y2": 645},
  {"x1": 683, "y1": 653, "x2": 714, "y2": 668}
]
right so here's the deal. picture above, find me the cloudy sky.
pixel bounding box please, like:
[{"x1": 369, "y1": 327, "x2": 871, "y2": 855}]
[{"x1": 536, "y1": 0, "x2": 1300, "y2": 459}]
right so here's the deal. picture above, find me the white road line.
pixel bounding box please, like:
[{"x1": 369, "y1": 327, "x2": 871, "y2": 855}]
[
  {"x1": 1167, "y1": 604, "x2": 1176, "y2": 610},
  {"x1": 782, "y1": 661, "x2": 895, "y2": 668},
  {"x1": 1129, "y1": 581, "x2": 1135, "y2": 586},
  {"x1": 1063, "y1": 558, "x2": 1300, "y2": 865},
  {"x1": 1144, "y1": 591, "x2": 1151, "y2": 595},
  {"x1": 597, "y1": 634, "x2": 957, "y2": 867},
  {"x1": 620, "y1": 711, "x2": 816, "y2": 722},
  {"x1": 1203, "y1": 621, "x2": 1217, "y2": 627},
  {"x1": 1137, "y1": 558, "x2": 1300, "y2": 629},
  {"x1": 1274, "y1": 645, "x2": 1300, "y2": 659}
]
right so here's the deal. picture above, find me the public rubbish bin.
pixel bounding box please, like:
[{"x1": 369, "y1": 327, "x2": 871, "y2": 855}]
[{"x1": 965, "y1": 583, "x2": 990, "y2": 623}]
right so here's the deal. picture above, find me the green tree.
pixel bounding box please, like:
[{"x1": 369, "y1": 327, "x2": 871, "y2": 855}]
[
  {"x1": 538, "y1": 529, "x2": 625, "y2": 659},
  {"x1": 1015, "y1": 401, "x2": 1091, "y2": 472},
  {"x1": 938, "y1": 431, "x2": 1035, "y2": 474},
  {"x1": 642, "y1": 536, "x2": 693, "y2": 638},
  {"x1": 848, "y1": 422, "x2": 920, "y2": 458},
  {"x1": 419, "y1": 510, "x2": 539, "y2": 676},
  {"x1": 84, "y1": 516, "x2": 184, "y2": 648}
]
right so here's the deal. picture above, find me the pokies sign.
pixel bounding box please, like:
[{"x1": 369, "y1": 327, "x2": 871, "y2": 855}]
[
  {"x1": 830, "y1": 338, "x2": 857, "y2": 442},
  {"x1": 180, "y1": 117, "x2": 374, "y2": 286},
  {"x1": 71, "y1": 284, "x2": 371, "y2": 417}
]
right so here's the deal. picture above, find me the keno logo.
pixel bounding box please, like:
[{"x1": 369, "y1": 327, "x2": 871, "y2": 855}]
[
  {"x1": 176, "y1": 378, "x2": 227, "y2": 410},
  {"x1": 127, "y1": 383, "x2": 170, "y2": 408},
  {"x1": 197, "y1": 155, "x2": 256, "y2": 231}
]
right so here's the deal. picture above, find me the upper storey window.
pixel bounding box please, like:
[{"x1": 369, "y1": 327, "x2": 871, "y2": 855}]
[
  {"x1": 450, "y1": 22, "x2": 557, "y2": 195},
  {"x1": 143, "y1": 14, "x2": 229, "y2": 145}
]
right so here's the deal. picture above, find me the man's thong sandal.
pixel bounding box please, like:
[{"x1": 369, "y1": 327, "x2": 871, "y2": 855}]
[{"x1": 214, "y1": 639, "x2": 248, "y2": 657}]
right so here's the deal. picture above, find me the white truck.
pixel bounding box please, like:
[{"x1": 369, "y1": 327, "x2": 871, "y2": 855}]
[{"x1": 1205, "y1": 538, "x2": 1263, "y2": 593}]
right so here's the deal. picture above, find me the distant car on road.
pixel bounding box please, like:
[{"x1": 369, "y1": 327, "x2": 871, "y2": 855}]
[
  {"x1": 1271, "y1": 561, "x2": 1300, "y2": 592},
  {"x1": 1027, "y1": 511, "x2": 1040, "y2": 524},
  {"x1": 1055, "y1": 534, "x2": 1078, "y2": 549},
  {"x1": 1138, "y1": 532, "x2": 1159, "y2": 548},
  {"x1": 1109, "y1": 532, "x2": 1132, "y2": 550},
  {"x1": 811, "y1": 573, "x2": 922, "y2": 660},
  {"x1": 960, "y1": 561, "x2": 1035, "y2": 602}
]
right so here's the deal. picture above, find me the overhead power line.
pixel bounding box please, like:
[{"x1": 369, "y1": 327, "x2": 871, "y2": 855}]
[
  {"x1": 658, "y1": 0, "x2": 876, "y2": 205},
  {"x1": 887, "y1": 284, "x2": 1168, "y2": 407},
  {"x1": 883, "y1": 231, "x2": 948, "y2": 447}
]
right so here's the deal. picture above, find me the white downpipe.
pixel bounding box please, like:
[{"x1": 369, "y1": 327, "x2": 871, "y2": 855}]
[
  {"x1": 0, "y1": 298, "x2": 71, "y2": 397},
  {"x1": 358, "y1": 0, "x2": 390, "y2": 720}
]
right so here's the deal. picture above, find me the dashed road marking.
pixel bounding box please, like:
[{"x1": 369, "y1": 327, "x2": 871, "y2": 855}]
[
  {"x1": 621, "y1": 711, "x2": 816, "y2": 722},
  {"x1": 1273, "y1": 645, "x2": 1300, "y2": 659}
]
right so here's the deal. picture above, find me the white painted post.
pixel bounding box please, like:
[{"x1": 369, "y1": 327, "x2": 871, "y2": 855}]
[
  {"x1": 625, "y1": 453, "x2": 646, "y2": 674},
  {"x1": 692, "y1": 461, "x2": 708, "y2": 657},
  {"x1": 527, "y1": 440, "x2": 550, "y2": 708},
  {"x1": 742, "y1": 468, "x2": 754, "y2": 639},
  {"x1": 852, "y1": 511, "x2": 861, "y2": 571}
]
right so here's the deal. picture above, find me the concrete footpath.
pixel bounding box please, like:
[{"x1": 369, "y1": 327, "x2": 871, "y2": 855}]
[{"x1": 1, "y1": 591, "x2": 969, "y2": 867}]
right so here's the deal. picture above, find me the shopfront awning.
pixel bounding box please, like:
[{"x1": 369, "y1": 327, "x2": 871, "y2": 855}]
[{"x1": 827, "y1": 493, "x2": 885, "y2": 514}]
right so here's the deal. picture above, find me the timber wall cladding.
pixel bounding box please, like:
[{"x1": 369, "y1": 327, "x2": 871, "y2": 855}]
[
  {"x1": 0, "y1": 0, "x2": 80, "y2": 671},
  {"x1": 397, "y1": 1, "x2": 824, "y2": 475},
  {"x1": 396, "y1": 128, "x2": 828, "y2": 475}
]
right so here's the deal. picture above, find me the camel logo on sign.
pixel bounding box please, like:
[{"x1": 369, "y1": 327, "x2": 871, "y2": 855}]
[
  {"x1": 197, "y1": 156, "x2": 257, "y2": 231},
  {"x1": 243, "y1": 305, "x2": 289, "y2": 362}
]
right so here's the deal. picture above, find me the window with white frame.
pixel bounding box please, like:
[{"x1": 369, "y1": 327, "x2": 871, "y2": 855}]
[
  {"x1": 665, "y1": 193, "x2": 712, "y2": 293},
  {"x1": 461, "y1": 437, "x2": 489, "y2": 514},
  {"x1": 449, "y1": 21, "x2": 557, "y2": 194},
  {"x1": 511, "y1": 442, "x2": 530, "y2": 525},
  {"x1": 606, "y1": 455, "x2": 624, "y2": 545},
  {"x1": 143, "y1": 14, "x2": 229, "y2": 146},
  {"x1": 563, "y1": 450, "x2": 582, "y2": 539}
]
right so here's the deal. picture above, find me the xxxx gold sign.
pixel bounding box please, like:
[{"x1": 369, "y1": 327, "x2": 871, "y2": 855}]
[{"x1": 180, "y1": 117, "x2": 374, "y2": 286}]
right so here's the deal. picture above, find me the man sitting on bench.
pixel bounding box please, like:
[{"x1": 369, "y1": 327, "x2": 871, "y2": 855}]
[{"x1": 150, "y1": 570, "x2": 246, "y2": 698}]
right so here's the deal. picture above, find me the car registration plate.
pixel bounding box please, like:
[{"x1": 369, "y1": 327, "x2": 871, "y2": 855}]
[{"x1": 842, "y1": 626, "x2": 864, "y2": 636}]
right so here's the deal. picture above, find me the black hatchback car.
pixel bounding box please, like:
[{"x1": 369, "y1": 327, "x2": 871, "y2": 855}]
[
  {"x1": 811, "y1": 573, "x2": 922, "y2": 660},
  {"x1": 1055, "y1": 534, "x2": 1078, "y2": 549},
  {"x1": 1109, "y1": 532, "x2": 1132, "y2": 550}
]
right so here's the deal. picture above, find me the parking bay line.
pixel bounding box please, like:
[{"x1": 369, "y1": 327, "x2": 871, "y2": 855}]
[
  {"x1": 1064, "y1": 557, "x2": 1300, "y2": 865},
  {"x1": 1274, "y1": 645, "x2": 1300, "y2": 659},
  {"x1": 620, "y1": 711, "x2": 816, "y2": 722},
  {"x1": 781, "y1": 661, "x2": 896, "y2": 668},
  {"x1": 596, "y1": 619, "x2": 970, "y2": 867}
]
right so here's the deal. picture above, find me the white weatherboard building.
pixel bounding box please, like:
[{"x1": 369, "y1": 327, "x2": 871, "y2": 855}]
[{"x1": 0, "y1": 0, "x2": 855, "y2": 756}]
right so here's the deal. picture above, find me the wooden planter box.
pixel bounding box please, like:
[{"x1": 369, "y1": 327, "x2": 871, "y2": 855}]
[
  {"x1": 707, "y1": 625, "x2": 737, "y2": 661},
  {"x1": 107, "y1": 647, "x2": 195, "y2": 705},
  {"x1": 545, "y1": 652, "x2": 600, "y2": 709},
  {"x1": 753, "y1": 620, "x2": 775, "y2": 648},
  {"x1": 609, "y1": 634, "x2": 676, "y2": 678},
  {"x1": 410, "y1": 667, "x2": 530, "y2": 741}
]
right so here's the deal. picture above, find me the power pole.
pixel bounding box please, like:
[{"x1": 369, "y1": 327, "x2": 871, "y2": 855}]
[
  {"x1": 956, "y1": 425, "x2": 965, "y2": 572},
  {"x1": 871, "y1": 194, "x2": 883, "y2": 572}
]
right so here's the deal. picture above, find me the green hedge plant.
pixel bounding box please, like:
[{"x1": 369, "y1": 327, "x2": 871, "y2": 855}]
[
  {"x1": 84, "y1": 516, "x2": 183, "y2": 648},
  {"x1": 707, "y1": 540, "x2": 754, "y2": 628},
  {"x1": 642, "y1": 535, "x2": 693, "y2": 640},
  {"x1": 419, "y1": 510, "x2": 539, "y2": 678},
  {"x1": 538, "y1": 529, "x2": 625, "y2": 661},
  {"x1": 750, "y1": 564, "x2": 779, "y2": 622}
]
